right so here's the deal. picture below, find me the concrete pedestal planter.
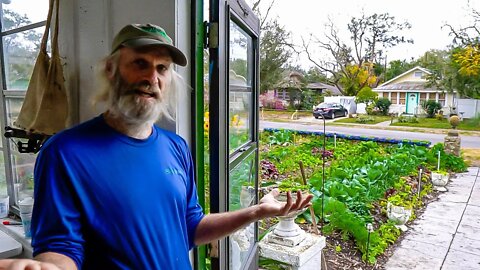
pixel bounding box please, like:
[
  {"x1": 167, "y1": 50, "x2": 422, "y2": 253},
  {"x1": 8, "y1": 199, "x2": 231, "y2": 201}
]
[
  {"x1": 387, "y1": 202, "x2": 412, "y2": 231},
  {"x1": 259, "y1": 191, "x2": 326, "y2": 270},
  {"x1": 268, "y1": 192, "x2": 308, "y2": 246}
]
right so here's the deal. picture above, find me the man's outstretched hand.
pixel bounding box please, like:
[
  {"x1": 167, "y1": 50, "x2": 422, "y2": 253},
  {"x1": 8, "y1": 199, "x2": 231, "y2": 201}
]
[{"x1": 257, "y1": 189, "x2": 313, "y2": 218}]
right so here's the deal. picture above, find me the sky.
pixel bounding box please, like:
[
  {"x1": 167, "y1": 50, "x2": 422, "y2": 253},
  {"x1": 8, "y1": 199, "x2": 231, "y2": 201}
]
[
  {"x1": 252, "y1": 0, "x2": 480, "y2": 68},
  {"x1": 2, "y1": 0, "x2": 48, "y2": 23}
]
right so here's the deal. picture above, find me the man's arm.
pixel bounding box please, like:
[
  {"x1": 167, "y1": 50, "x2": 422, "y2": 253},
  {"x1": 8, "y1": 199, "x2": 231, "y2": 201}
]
[
  {"x1": 194, "y1": 189, "x2": 312, "y2": 245},
  {"x1": 0, "y1": 252, "x2": 77, "y2": 270}
]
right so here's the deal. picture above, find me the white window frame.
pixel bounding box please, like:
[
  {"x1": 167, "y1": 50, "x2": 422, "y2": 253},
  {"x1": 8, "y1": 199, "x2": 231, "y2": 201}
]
[{"x1": 0, "y1": 3, "x2": 47, "y2": 212}]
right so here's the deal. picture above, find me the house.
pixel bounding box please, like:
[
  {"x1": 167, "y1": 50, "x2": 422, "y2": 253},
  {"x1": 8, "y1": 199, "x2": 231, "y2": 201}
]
[
  {"x1": 306, "y1": 82, "x2": 342, "y2": 96},
  {"x1": 373, "y1": 66, "x2": 457, "y2": 115},
  {"x1": 274, "y1": 71, "x2": 341, "y2": 101},
  {"x1": 273, "y1": 71, "x2": 303, "y2": 101}
]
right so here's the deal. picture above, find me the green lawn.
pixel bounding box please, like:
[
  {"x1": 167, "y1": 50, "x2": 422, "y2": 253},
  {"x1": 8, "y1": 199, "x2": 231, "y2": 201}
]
[
  {"x1": 391, "y1": 117, "x2": 480, "y2": 131},
  {"x1": 261, "y1": 109, "x2": 312, "y2": 121},
  {"x1": 334, "y1": 115, "x2": 392, "y2": 124}
]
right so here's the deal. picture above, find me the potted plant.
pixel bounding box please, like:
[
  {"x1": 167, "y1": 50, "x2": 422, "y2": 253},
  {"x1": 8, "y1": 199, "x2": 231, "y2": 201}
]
[
  {"x1": 431, "y1": 169, "x2": 449, "y2": 188},
  {"x1": 268, "y1": 179, "x2": 310, "y2": 246},
  {"x1": 386, "y1": 194, "x2": 413, "y2": 230}
]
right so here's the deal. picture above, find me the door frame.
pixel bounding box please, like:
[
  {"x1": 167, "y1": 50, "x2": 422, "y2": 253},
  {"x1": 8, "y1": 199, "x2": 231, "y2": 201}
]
[{"x1": 208, "y1": 0, "x2": 260, "y2": 269}]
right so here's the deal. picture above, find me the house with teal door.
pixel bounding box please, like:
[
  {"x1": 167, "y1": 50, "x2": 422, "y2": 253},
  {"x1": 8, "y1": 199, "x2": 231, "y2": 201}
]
[{"x1": 373, "y1": 66, "x2": 457, "y2": 116}]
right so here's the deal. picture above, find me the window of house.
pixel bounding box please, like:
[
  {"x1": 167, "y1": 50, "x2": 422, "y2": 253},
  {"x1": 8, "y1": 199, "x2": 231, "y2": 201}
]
[
  {"x1": 0, "y1": 0, "x2": 48, "y2": 208},
  {"x1": 438, "y1": 92, "x2": 446, "y2": 106},
  {"x1": 420, "y1": 93, "x2": 427, "y2": 103},
  {"x1": 391, "y1": 92, "x2": 398, "y2": 104},
  {"x1": 382, "y1": 92, "x2": 388, "y2": 98},
  {"x1": 399, "y1": 92, "x2": 406, "y2": 105},
  {"x1": 414, "y1": 71, "x2": 423, "y2": 78}
]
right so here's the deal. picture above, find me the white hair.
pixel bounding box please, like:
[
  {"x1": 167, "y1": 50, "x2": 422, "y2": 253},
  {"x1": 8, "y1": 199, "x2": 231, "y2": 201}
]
[{"x1": 91, "y1": 51, "x2": 188, "y2": 122}]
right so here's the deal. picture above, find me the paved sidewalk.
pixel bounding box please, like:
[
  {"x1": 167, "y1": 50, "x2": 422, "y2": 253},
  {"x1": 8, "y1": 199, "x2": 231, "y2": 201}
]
[
  {"x1": 375, "y1": 120, "x2": 392, "y2": 127},
  {"x1": 385, "y1": 167, "x2": 480, "y2": 270}
]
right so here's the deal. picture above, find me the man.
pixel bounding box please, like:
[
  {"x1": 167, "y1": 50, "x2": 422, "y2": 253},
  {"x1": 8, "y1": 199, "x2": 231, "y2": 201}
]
[{"x1": 0, "y1": 24, "x2": 312, "y2": 270}]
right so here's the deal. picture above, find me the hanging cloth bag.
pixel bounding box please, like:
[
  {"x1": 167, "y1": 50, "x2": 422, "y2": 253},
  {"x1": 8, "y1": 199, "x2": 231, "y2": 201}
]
[{"x1": 14, "y1": 0, "x2": 69, "y2": 135}]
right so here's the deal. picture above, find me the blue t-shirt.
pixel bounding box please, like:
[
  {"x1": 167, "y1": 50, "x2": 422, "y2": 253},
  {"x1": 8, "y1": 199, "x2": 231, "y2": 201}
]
[{"x1": 30, "y1": 115, "x2": 205, "y2": 269}]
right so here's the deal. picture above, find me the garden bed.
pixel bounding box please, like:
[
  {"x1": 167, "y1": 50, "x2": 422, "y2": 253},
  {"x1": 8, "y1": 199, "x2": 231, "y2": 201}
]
[{"x1": 259, "y1": 129, "x2": 467, "y2": 269}]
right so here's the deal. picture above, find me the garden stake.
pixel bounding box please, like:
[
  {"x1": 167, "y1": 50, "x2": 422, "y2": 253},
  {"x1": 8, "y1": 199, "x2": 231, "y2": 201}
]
[
  {"x1": 418, "y1": 168, "x2": 423, "y2": 197},
  {"x1": 318, "y1": 113, "x2": 326, "y2": 231},
  {"x1": 321, "y1": 115, "x2": 327, "y2": 231},
  {"x1": 366, "y1": 223, "x2": 373, "y2": 264},
  {"x1": 299, "y1": 161, "x2": 319, "y2": 235},
  {"x1": 334, "y1": 133, "x2": 337, "y2": 148},
  {"x1": 437, "y1": 151, "x2": 441, "y2": 171}
]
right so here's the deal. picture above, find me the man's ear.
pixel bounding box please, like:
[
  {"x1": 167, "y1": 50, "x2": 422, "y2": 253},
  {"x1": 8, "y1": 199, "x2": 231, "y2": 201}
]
[{"x1": 105, "y1": 60, "x2": 115, "y2": 80}]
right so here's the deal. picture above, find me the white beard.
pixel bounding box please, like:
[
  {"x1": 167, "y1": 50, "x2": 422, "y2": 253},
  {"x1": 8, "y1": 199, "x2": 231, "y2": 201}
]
[{"x1": 109, "y1": 72, "x2": 166, "y2": 125}]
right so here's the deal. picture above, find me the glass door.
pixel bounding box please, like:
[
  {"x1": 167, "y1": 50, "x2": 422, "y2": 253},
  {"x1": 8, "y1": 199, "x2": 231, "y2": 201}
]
[{"x1": 208, "y1": 0, "x2": 260, "y2": 269}]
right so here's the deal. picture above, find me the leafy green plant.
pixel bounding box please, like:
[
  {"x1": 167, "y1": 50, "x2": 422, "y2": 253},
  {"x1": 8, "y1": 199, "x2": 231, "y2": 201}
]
[
  {"x1": 431, "y1": 169, "x2": 448, "y2": 175},
  {"x1": 397, "y1": 115, "x2": 419, "y2": 123},
  {"x1": 278, "y1": 179, "x2": 309, "y2": 192},
  {"x1": 362, "y1": 222, "x2": 400, "y2": 263},
  {"x1": 426, "y1": 143, "x2": 467, "y2": 172},
  {"x1": 421, "y1": 100, "x2": 442, "y2": 118},
  {"x1": 356, "y1": 115, "x2": 375, "y2": 123},
  {"x1": 266, "y1": 129, "x2": 295, "y2": 146},
  {"x1": 374, "y1": 98, "x2": 392, "y2": 116},
  {"x1": 259, "y1": 132, "x2": 466, "y2": 265},
  {"x1": 258, "y1": 258, "x2": 290, "y2": 270}
]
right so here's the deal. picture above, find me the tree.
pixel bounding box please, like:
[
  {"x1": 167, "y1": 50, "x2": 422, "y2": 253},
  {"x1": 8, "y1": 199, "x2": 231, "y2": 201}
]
[
  {"x1": 355, "y1": 87, "x2": 378, "y2": 105},
  {"x1": 304, "y1": 67, "x2": 327, "y2": 83},
  {"x1": 303, "y1": 13, "x2": 412, "y2": 96},
  {"x1": 258, "y1": 19, "x2": 294, "y2": 93},
  {"x1": 448, "y1": 46, "x2": 480, "y2": 98},
  {"x1": 249, "y1": 0, "x2": 295, "y2": 93},
  {"x1": 433, "y1": 8, "x2": 480, "y2": 98},
  {"x1": 414, "y1": 50, "x2": 449, "y2": 73},
  {"x1": 385, "y1": 59, "x2": 415, "y2": 81},
  {"x1": 2, "y1": 9, "x2": 42, "y2": 88},
  {"x1": 339, "y1": 64, "x2": 377, "y2": 96}
]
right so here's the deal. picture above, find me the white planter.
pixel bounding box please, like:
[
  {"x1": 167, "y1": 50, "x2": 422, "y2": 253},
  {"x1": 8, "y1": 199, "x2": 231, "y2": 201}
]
[
  {"x1": 387, "y1": 202, "x2": 412, "y2": 226},
  {"x1": 274, "y1": 192, "x2": 308, "y2": 237},
  {"x1": 431, "y1": 172, "x2": 449, "y2": 187},
  {"x1": 268, "y1": 191, "x2": 309, "y2": 247}
]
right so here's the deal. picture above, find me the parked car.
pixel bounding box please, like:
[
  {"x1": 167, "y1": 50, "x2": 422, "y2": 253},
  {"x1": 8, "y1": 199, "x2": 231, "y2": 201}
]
[{"x1": 313, "y1": 102, "x2": 348, "y2": 119}]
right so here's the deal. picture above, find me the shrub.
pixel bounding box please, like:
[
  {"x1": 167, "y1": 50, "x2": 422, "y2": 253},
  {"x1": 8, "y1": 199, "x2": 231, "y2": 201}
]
[
  {"x1": 259, "y1": 92, "x2": 287, "y2": 110},
  {"x1": 375, "y1": 98, "x2": 392, "y2": 116},
  {"x1": 366, "y1": 103, "x2": 375, "y2": 115},
  {"x1": 356, "y1": 115, "x2": 375, "y2": 123},
  {"x1": 421, "y1": 100, "x2": 442, "y2": 118},
  {"x1": 356, "y1": 87, "x2": 378, "y2": 105},
  {"x1": 435, "y1": 113, "x2": 444, "y2": 120},
  {"x1": 397, "y1": 116, "x2": 419, "y2": 123}
]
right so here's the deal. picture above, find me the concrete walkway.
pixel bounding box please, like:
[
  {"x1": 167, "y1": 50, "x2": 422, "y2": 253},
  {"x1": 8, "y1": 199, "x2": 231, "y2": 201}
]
[
  {"x1": 385, "y1": 167, "x2": 480, "y2": 270},
  {"x1": 375, "y1": 120, "x2": 393, "y2": 127}
]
